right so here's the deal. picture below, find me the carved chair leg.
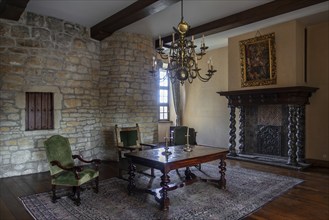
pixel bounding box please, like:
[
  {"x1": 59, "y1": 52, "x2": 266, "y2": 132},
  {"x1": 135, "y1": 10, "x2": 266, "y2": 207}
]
[
  {"x1": 75, "y1": 186, "x2": 81, "y2": 206},
  {"x1": 151, "y1": 168, "x2": 155, "y2": 177},
  {"x1": 69, "y1": 186, "x2": 77, "y2": 202},
  {"x1": 94, "y1": 176, "x2": 99, "y2": 193},
  {"x1": 51, "y1": 184, "x2": 58, "y2": 203},
  {"x1": 119, "y1": 168, "x2": 123, "y2": 179},
  {"x1": 72, "y1": 186, "x2": 76, "y2": 196}
]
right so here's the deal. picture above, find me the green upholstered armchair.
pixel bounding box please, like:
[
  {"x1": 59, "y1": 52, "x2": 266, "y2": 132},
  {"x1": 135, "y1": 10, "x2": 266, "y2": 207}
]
[
  {"x1": 173, "y1": 126, "x2": 197, "y2": 145},
  {"x1": 44, "y1": 135, "x2": 101, "y2": 206},
  {"x1": 115, "y1": 124, "x2": 155, "y2": 178}
]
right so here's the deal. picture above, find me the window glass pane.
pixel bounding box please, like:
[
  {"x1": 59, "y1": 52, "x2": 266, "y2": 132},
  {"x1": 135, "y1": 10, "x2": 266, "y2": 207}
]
[
  {"x1": 158, "y1": 67, "x2": 169, "y2": 121},
  {"x1": 159, "y1": 89, "x2": 168, "y2": 103},
  {"x1": 159, "y1": 106, "x2": 168, "y2": 120}
]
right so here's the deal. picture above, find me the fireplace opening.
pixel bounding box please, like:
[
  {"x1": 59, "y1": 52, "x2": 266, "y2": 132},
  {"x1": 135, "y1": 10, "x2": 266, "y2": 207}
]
[{"x1": 244, "y1": 105, "x2": 289, "y2": 157}]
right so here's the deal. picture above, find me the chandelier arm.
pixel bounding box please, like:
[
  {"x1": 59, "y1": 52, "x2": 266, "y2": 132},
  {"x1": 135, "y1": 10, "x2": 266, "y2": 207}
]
[
  {"x1": 187, "y1": 75, "x2": 193, "y2": 84},
  {"x1": 150, "y1": 0, "x2": 217, "y2": 84},
  {"x1": 196, "y1": 71, "x2": 215, "y2": 82}
]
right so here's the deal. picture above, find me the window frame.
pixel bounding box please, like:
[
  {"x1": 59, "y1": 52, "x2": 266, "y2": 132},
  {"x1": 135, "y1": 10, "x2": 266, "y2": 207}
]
[
  {"x1": 25, "y1": 92, "x2": 54, "y2": 131},
  {"x1": 158, "y1": 68, "x2": 170, "y2": 121}
]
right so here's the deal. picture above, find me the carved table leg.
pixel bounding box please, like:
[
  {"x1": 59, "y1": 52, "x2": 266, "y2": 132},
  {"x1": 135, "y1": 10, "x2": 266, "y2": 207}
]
[
  {"x1": 228, "y1": 105, "x2": 237, "y2": 156},
  {"x1": 160, "y1": 171, "x2": 170, "y2": 211},
  {"x1": 219, "y1": 158, "x2": 227, "y2": 189},
  {"x1": 127, "y1": 161, "x2": 136, "y2": 195},
  {"x1": 184, "y1": 167, "x2": 196, "y2": 180}
]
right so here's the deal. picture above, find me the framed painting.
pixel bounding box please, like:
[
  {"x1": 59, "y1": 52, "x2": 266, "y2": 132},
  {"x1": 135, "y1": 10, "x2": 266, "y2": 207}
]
[{"x1": 239, "y1": 32, "x2": 276, "y2": 87}]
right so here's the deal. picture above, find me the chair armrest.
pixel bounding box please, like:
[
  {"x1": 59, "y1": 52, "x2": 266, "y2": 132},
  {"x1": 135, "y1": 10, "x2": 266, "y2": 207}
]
[
  {"x1": 72, "y1": 155, "x2": 101, "y2": 164},
  {"x1": 140, "y1": 143, "x2": 157, "y2": 149},
  {"x1": 118, "y1": 146, "x2": 142, "y2": 151},
  {"x1": 72, "y1": 155, "x2": 101, "y2": 171},
  {"x1": 50, "y1": 160, "x2": 82, "y2": 179}
]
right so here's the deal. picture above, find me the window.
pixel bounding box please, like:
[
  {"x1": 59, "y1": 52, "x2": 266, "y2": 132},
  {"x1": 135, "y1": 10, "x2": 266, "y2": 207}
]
[
  {"x1": 158, "y1": 68, "x2": 169, "y2": 120},
  {"x1": 25, "y1": 92, "x2": 54, "y2": 131}
]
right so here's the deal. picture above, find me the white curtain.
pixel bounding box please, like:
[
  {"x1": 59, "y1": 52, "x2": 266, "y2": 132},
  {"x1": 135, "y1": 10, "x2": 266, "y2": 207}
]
[{"x1": 171, "y1": 81, "x2": 182, "y2": 126}]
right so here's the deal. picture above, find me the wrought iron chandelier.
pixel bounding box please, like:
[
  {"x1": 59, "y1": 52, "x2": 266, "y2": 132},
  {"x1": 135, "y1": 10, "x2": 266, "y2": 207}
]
[{"x1": 150, "y1": 0, "x2": 216, "y2": 85}]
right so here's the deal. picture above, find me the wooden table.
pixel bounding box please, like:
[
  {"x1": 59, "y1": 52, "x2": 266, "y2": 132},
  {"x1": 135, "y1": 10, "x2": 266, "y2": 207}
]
[{"x1": 124, "y1": 145, "x2": 229, "y2": 210}]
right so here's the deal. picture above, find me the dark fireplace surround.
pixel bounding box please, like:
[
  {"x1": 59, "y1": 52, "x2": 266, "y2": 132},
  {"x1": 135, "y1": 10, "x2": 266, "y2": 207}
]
[{"x1": 218, "y1": 86, "x2": 318, "y2": 169}]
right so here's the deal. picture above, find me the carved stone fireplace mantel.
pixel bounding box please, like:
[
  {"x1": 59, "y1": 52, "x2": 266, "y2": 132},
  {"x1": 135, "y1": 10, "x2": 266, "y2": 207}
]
[{"x1": 218, "y1": 86, "x2": 318, "y2": 169}]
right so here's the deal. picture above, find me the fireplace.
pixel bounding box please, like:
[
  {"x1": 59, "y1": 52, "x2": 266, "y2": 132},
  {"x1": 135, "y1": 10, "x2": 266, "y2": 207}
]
[
  {"x1": 218, "y1": 86, "x2": 317, "y2": 169},
  {"x1": 244, "y1": 105, "x2": 288, "y2": 157}
]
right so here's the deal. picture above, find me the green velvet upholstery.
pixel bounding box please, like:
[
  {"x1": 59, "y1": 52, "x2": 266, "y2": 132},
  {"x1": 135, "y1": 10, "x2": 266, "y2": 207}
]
[
  {"x1": 120, "y1": 130, "x2": 138, "y2": 147},
  {"x1": 173, "y1": 126, "x2": 197, "y2": 145},
  {"x1": 44, "y1": 135, "x2": 100, "y2": 206},
  {"x1": 44, "y1": 135, "x2": 75, "y2": 176}
]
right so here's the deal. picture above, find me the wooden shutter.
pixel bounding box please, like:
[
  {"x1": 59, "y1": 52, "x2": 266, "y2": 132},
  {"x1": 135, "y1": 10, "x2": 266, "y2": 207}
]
[{"x1": 26, "y1": 92, "x2": 54, "y2": 130}]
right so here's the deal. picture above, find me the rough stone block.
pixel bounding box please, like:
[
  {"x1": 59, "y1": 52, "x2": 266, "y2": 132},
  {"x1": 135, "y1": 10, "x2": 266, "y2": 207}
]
[
  {"x1": 16, "y1": 39, "x2": 42, "y2": 48},
  {"x1": 46, "y1": 16, "x2": 63, "y2": 31},
  {"x1": 0, "y1": 37, "x2": 15, "y2": 47},
  {"x1": 67, "y1": 56, "x2": 80, "y2": 64},
  {"x1": 77, "y1": 65, "x2": 88, "y2": 74},
  {"x1": 11, "y1": 150, "x2": 31, "y2": 164},
  {"x1": 73, "y1": 38, "x2": 87, "y2": 50},
  {"x1": 32, "y1": 151, "x2": 46, "y2": 161},
  {"x1": 11, "y1": 25, "x2": 30, "y2": 38},
  {"x1": 65, "y1": 63, "x2": 77, "y2": 72},
  {"x1": 26, "y1": 12, "x2": 45, "y2": 27},
  {"x1": 56, "y1": 33, "x2": 72, "y2": 48},
  {"x1": 32, "y1": 27, "x2": 51, "y2": 40},
  {"x1": 64, "y1": 99, "x2": 81, "y2": 108},
  {"x1": 26, "y1": 56, "x2": 43, "y2": 67},
  {"x1": 46, "y1": 58, "x2": 63, "y2": 70},
  {"x1": 0, "y1": 23, "x2": 11, "y2": 36}
]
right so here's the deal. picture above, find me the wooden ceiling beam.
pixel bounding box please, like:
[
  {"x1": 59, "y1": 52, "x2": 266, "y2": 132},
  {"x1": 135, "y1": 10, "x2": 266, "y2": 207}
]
[
  {"x1": 158, "y1": 0, "x2": 328, "y2": 47},
  {"x1": 91, "y1": 0, "x2": 180, "y2": 41},
  {"x1": 0, "y1": 0, "x2": 29, "y2": 20}
]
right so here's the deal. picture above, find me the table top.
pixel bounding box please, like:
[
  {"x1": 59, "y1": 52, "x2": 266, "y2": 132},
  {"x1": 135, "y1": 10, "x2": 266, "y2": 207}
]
[{"x1": 124, "y1": 145, "x2": 228, "y2": 169}]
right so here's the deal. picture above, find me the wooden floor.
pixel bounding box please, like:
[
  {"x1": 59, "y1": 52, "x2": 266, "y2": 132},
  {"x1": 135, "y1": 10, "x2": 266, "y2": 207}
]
[{"x1": 0, "y1": 160, "x2": 328, "y2": 220}]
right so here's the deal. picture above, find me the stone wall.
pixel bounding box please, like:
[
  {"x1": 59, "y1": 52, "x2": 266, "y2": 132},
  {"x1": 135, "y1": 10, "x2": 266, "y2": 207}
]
[
  {"x1": 99, "y1": 32, "x2": 158, "y2": 160},
  {"x1": 0, "y1": 12, "x2": 158, "y2": 178},
  {"x1": 0, "y1": 12, "x2": 102, "y2": 177}
]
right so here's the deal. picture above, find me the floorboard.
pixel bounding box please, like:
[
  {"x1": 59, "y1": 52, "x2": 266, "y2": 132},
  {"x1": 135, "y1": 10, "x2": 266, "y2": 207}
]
[{"x1": 0, "y1": 160, "x2": 328, "y2": 220}]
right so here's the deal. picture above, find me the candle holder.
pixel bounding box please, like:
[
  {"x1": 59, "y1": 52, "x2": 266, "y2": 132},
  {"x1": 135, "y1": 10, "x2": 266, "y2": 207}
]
[
  {"x1": 184, "y1": 143, "x2": 193, "y2": 152},
  {"x1": 162, "y1": 137, "x2": 172, "y2": 156},
  {"x1": 184, "y1": 132, "x2": 193, "y2": 152}
]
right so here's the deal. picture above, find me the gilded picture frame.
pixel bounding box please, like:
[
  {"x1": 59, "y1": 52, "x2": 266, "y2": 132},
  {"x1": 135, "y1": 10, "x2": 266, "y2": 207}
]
[{"x1": 239, "y1": 32, "x2": 277, "y2": 87}]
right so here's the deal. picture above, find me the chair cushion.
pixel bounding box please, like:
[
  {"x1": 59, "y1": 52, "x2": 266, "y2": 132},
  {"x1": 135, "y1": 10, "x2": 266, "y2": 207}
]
[
  {"x1": 52, "y1": 168, "x2": 99, "y2": 186},
  {"x1": 120, "y1": 130, "x2": 138, "y2": 147}
]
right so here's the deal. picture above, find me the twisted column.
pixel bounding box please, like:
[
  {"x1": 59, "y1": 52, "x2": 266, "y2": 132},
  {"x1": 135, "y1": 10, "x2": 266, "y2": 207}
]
[
  {"x1": 238, "y1": 106, "x2": 246, "y2": 154},
  {"x1": 228, "y1": 105, "x2": 237, "y2": 156},
  {"x1": 219, "y1": 158, "x2": 227, "y2": 189},
  {"x1": 160, "y1": 171, "x2": 170, "y2": 210},
  {"x1": 287, "y1": 105, "x2": 298, "y2": 166},
  {"x1": 296, "y1": 106, "x2": 305, "y2": 163}
]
